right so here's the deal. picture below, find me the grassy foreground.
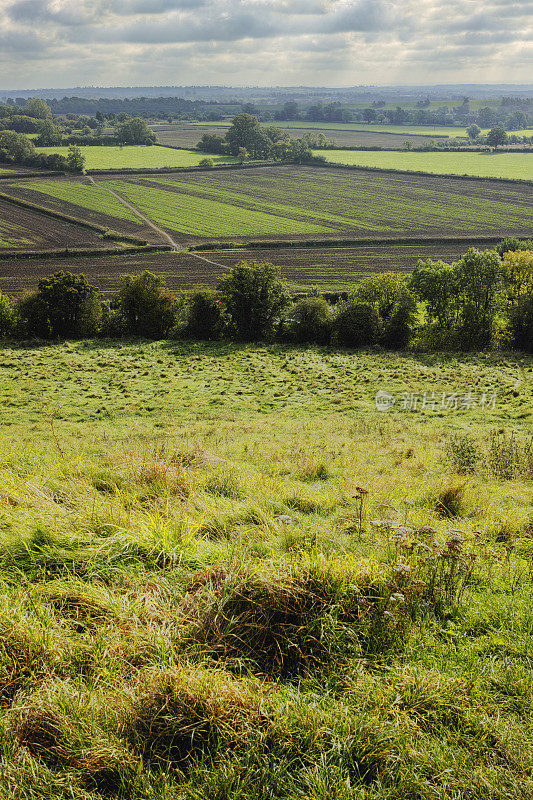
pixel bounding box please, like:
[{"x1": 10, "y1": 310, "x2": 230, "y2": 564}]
[
  {"x1": 0, "y1": 340, "x2": 532, "y2": 800},
  {"x1": 317, "y1": 150, "x2": 533, "y2": 180}
]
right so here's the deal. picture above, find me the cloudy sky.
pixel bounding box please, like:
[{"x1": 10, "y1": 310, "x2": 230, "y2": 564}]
[{"x1": 0, "y1": 0, "x2": 532, "y2": 89}]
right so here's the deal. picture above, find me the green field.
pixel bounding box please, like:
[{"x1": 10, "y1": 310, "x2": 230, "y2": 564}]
[
  {"x1": 317, "y1": 150, "x2": 533, "y2": 180},
  {"x1": 10, "y1": 166, "x2": 533, "y2": 244},
  {"x1": 0, "y1": 341, "x2": 531, "y2": 799},
  {"x1": 12, "y1": 179, "x2": 143, "y2": 224},
  {"x1": 35, "y1": 145, "x2": 237, "y2": 170}
]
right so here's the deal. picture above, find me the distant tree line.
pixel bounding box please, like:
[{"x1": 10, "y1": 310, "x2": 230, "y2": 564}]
[
  {"x1": 0, "y1": 241, "x2": 531, "y2": 352},
  {"x1": 254, "y1": 99, "x2": 532, "y2": 130}
]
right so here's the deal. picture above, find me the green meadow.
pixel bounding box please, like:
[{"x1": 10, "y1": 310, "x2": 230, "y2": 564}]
[
  {"x1": 0, "y1": 339, "x2": 531, "y2": 799},
  {"x1": 317, "y1": 150, "x2": 533, "y2": 180},
  {"x1": 34, "y1": 145, "x2": 236, "y2": 170}
]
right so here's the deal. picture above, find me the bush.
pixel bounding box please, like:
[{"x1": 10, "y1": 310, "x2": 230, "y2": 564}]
[
  {"x1": 198, "y1": 157, "x2": 215, "y2": 168},
  {"x1": 331, "y1": 301, "x2": 380, "y2": 348},
  {"x1": 380, "y1": 294, "x2": 416, "y2": 349},
  {"x1": 288, "y1": 296, "x2": 331, "y2": 344},
  {"x1": 0, "y1": 292, "x2": 15, "y2": 336},
  {"x1": 17, "y1": 271, "x2": 101, "y2": 339},
  {"x1": 508, "y1": 293, "x2": 533, "y2": 352},
  {"x1": 354, "y1": 273, "x2": 417, "y2": 349},
  {"x1": 218, "y1": 260, "x2": 288, "y2": 341},
  {"x1": 182, "y1": 289, "x2": 224, "y2": 340},
  {"x1": 117, "y1": 271, "x2": 176, "y2": 339}
]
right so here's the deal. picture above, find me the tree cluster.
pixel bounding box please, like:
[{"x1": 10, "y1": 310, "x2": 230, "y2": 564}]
[
  {"x1": 197, "y1": 114, "x2": 323, "y2": 163},
  {"x1": 0, "y1": 132, "x2": 85, "y2": 172}
]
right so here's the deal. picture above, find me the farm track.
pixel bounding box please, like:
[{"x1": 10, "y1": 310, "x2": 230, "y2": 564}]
[{"x1": 85, "y1": 176, "x2": 228, "y2": 271}]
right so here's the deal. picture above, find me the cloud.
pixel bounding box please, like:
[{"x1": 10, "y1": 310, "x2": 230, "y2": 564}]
[{"x1": 0, "y1": 0, "x2": 531, "y2": 87}]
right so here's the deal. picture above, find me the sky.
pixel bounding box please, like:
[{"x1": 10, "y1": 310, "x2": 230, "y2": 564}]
[{"x1": 0, "y1": 0, "x2": 532, "y2": 89}]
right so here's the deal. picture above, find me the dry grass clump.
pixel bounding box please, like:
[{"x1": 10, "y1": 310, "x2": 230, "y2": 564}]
[
  {"x1": 435, "y1": 482, "x2": 467, "y2": 518},
  {"x1": 12, "y1": 693, "x2": 136, "y2": 795},
  {"x1": 0, "y1": 630, "x2": 46, "y2": 707},
  {"x1": 181, "y1": 559, "x2": 392, "y2": 676},
  {"x1": 34, "y1": 582, "x2": 119, "y2": 632},
  {"x1": 121, "y1": 665, "x2": 265, "y2": 769}
]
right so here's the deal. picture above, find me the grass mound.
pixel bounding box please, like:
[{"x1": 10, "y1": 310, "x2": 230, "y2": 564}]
[
  {"x1": 183, "y1": 560, "x2": 396, "y2": 676},
  {"x1": 122, "y1": 665, "x2": 263, "y2": 769}
]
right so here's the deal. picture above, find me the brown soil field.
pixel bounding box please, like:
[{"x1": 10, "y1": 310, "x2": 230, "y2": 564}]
[
  {"x1": 0, "y1": 197, "x2": 114, "y2": 250},
  {"x1": 151, "y1": 123, "x2": 436, "y2": 150},
  {"x1": 0, "y1": 238, "x2": 500, "y2": 295}
]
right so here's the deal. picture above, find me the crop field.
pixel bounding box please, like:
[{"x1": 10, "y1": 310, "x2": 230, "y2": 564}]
[
  {"x1": 34, "y1": 145, "x2": 237, "y2": 170},
  {"x1": 152, "y1": 122, "x2": 436, "y2": 149},
  {"x1": 317, "y1": 150, "x2": 533, "y2": 180},
  {"x1": 0, "y1": 250, "x2": 227, "y2": 295},
  {"x1": 197, "y1": 120, "x2": 466, "y2": 137},
  {"x1": 0, "y1": 196, "x2": 116, "y2": 250},
  {"x1": 3, "y1": 166, "x2": 531, "y2": 248},
  {"x1": 0, "y1": 341, "x2": 531, "y2": 799},
  {"x1": 96, "y1": 166, "x2": 533, "y2": 241},
  {"x1": 0, "y1": 237, "x2": 508, "y2": 295}
]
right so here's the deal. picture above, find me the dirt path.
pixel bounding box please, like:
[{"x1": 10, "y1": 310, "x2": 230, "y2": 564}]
[
  {"x1": 85, "y1": 176, "x2": 180, "y2": 250},
  {"x1": 86, "y1": 175, "x2": 228, "y2": 271}
]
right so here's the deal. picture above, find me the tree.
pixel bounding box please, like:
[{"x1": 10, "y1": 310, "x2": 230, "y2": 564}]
[
  {"x1": 506, "y1": 110, "x2": 527, "y2": 130},
  {"x1": 501, "y1": 250, "x2": 533, "y2": 302},
  {"x1": 117, "y1": 272, "x2": 176, "y2": 338},
  {"x1": 19, "y1": 271, "x2": 101, "y2": 338},
  {"x1": 466, "y1": 124, "x2": 481, "y2": 140},
  {"x1": 24, "y1": 98, "x2": 52, "y2": 119},
  {"x1": 0, "y1": 130, "x2": 37, "y2": 163},
  {"x1": 115, "y1": 117, "x2": 156, "y2": 145},
  {"x1": 36, "y1": 119, "x2": 63, "y2": 146},
  {"x1": 453, "y1": 249, "x2": 503, "y2": 347},
  {"x1": 486, "y1": 126, "x2": 508, "y2": 149},
  {"x1": 409, "y1": 259, "x2": 457, "y2": 328},
  {"x1": 197, "y1": 133, "x2": 227, "y2": 154},
  {"x1": 0, "y1": 292, "x2": 14, "y2": 337},
  {"x1": 237, "y1": 147, "x2": 249, "y2": 164},
  {"x1": 353, "y1": 272, "x2": 416, "y2": 348},
  {"x1": 282, "y1": 101, "x2": 299, "y2": 120},
  {"x1": 218, "y1": 260, "x2": 288, "y2": 341},
  {"x1": 508, "y1": 294, "x2": 533, "y2": 353},
  {"x1": 66, "y1": 145, "x2": 85, "y2": 173},
  {"x1": 182, "y1": 290, "x2": 224, "y2": 339},
  {"x1": 225, "y1": 114, "x2": 273, "y2": 158}
]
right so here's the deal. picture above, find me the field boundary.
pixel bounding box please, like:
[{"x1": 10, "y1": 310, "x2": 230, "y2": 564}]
[
  {"x1": 0, "y1": 170, "x2": 64, "y2": 180},
  {"x1": 0, "y1": 244, "x2": 172, "y2": 261},
  {"x1": 190, "y1": 235, "x2": 508, "y2": 252}
]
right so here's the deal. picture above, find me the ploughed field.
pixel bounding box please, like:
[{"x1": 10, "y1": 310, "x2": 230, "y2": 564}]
[
  {"x1": 5, "y1": 166, "x2": 532, "y2": 246},
  {"x1": 1, "y1": 178, "x2": 157, "y2": 243},
  {"x1": 151, "y1": 122, "x2": 438, "y2": 149},
  {"x1": 0, "y1": 238, "x2": 506, "y2": 295}
]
